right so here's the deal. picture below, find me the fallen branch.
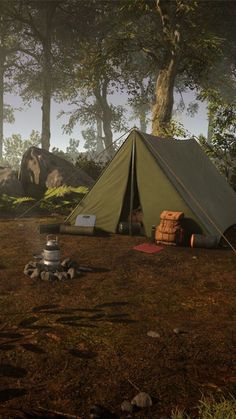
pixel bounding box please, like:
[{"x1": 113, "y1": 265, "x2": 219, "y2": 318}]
[
  {"x1": 38, "y1": 406, "x2": 82, "y2": 418},
  {"x1": 0, "y1": 407, "x2": 82, "y2": 419}
]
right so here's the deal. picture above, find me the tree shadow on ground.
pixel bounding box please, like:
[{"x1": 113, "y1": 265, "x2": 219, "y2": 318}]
[
  {"x1": 0, "y1": 364, "x2": 27, "y2": 378},
  {"x1": 0, "y1": 388, "x2": 28, "y2": 402}
]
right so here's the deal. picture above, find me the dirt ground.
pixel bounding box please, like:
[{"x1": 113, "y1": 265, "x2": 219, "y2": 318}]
[{"x1": 0, "y1": 217, "x2": 235, "y2": 418}]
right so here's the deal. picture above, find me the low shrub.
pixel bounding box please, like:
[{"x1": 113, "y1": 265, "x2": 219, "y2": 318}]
[
  {"x1": 0, "y1": 185, "x2": 88, "y2": 217},
  {"x1": 40, "y1": 185, "x2": 88, "y2": 214}
]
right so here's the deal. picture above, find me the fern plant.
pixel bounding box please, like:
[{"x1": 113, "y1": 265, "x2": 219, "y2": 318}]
[
  {"x1": 12, "y1": 196, "x2": 36, "y2": 207},
  {"x1": 0, "y1": 194, "x2": 15, "y2": 212},
  {"x1": 39, "y1": 185, "x2": 88, "y2": 214},
  {"x1": 0, "y1": 186, "x2": 87, "y2": 216}
]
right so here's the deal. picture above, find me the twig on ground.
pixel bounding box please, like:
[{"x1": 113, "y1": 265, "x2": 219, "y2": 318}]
[
  {"x1": 38, "y1": 406, "x2": 82, "y2": 418},
  {"x1": 127, "y1": 378, "x2": 141, "y2": 391}
]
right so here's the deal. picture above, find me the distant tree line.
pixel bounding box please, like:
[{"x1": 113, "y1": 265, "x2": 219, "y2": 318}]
[{"x1": 0, "y1": 0, "x2": 235, "y2": 184}]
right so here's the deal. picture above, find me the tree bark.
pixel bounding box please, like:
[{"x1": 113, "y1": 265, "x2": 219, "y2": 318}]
[
  {"x1": 40, "y1": 3, "x2": 55, "y2": 151},
  {"x1": 41, "y1": 40, "x2": 51, "y2": 151},
  {"x1": 0, "y1": 56, "x2": 4, "y2": 158},
  {"x1": 140, "y1": 115, "x2": 147, "y2": 133},
  {"x1": 40, "y1": 3, "x2": 57, "y2": 150},
  {"x1": 96, "y1": 117, "x2": 104, "y2": 154},
  {"x1": 139, "y1": 83, "x2": 147, "y2": 132},
  {"x1": 94, "y1": 80, "x2": 115, "y2": 158},
  {"x1": 102, "y1": 107, "x2": 114, "y2": 157},
  {"x1": 151, "y1": 0, "x2": 181, "y2": 136},
  {"x1": 152, "y1": 54, "x2": 178, "y2": 136}
]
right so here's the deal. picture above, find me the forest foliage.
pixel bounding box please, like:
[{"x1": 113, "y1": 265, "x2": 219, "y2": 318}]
[{"x1": 0, "y1": 0, "x2": 235, "y2": 186}]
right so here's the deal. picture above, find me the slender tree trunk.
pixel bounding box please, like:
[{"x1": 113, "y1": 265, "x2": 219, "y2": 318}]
[
  {"x1": 40, "y1": 3, "x2": 57, "y2": 150},
  {"x1": 41, "y1": 93, "x2": 51, "y2": 150},
  {"x1": 140, "y1": 116, "x2": 147, "y2": 133},
  {"x1": 0, "y1": 59, "x2": 4, "y2": 158},
  {"x1": 41, "y1": 40, "x2": 51, "y2": 151},
  {"x1": 101, "y1": 81, "x2": 114, "y2": 157},
  {"x1": 139, "y1": 83, "x2": 147, "y2": 132},
  {"x1": 102, "y1": 106, "x2": 114, "y2": 157},
  {"x1": 96, "y1": 117, "x2": 104, "y2": 154},
  {"x1": 152, "y1": 55, "x2": 178, "y2": 136},
  {"x1": 94, "y1": 80, "x2": 115, "y2": 158}
]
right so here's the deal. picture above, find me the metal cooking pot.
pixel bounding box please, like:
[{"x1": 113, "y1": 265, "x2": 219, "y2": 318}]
[{"x1": 42, "y1": 235, "x2": 60, "y2": 268}]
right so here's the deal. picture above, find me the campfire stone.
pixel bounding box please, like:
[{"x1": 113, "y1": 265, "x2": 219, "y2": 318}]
[
  {"x1": 41, "y1": 271, "x2": 51, "y2": 281},
  {"x1": 68, "y1": 267, "x2": 77, "y2": 279},
  {"x1": 24, "y1": 258, "x2": 81, "y2": 281},
  {"x1": 30, "y1": 268, "x2": 41, "y2": 279},
  {"x1": 61, "y1": 258, "x2": 70, "y2": 268},
  {"x1": 24, "y1": 262, "x2": 37, "y2": 275},
  {"x1": 24, "y1": 269, "x2": 32, "y2": 276},
  {"x1": 56, "y1": 271, "x2": 70, "y2": 281}
]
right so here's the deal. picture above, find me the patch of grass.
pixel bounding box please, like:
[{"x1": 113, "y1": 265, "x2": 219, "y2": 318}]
[
  {"x1": 171, "y1": 396, "x2": 236, "y2": 418},
  {"x1": 199, "y1": 396, "x2": 236, "y2": 418},
  {"x1": 171, "y1": 407, "x2": 191, "y2": 419}
]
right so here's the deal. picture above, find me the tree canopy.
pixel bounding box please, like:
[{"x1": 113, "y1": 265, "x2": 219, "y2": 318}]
[{"x1": 0, "y1": 0, "x2": 235, "y2": 175}]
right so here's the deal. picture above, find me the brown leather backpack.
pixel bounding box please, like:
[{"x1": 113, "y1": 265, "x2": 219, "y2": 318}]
[{"x1": 155, "y1": 211, "x2": 184, "y2": 245}]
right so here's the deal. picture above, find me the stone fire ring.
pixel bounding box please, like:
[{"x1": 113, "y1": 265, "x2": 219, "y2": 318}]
[{"x1": 24, "y1": 258, "x2": 81, "y2": 281}]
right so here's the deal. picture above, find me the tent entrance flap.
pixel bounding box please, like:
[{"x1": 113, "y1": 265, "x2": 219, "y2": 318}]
[
  {"x1": 118, "y1": 141, "x2": 143, "y2": 234},
  {"x1": 66, "y1": 131, "x2": 133, "y2": 232}
]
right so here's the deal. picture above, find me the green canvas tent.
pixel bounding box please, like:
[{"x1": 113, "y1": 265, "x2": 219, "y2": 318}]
[{"x1": 67, "y1": 129, "x2": 236, "y2": 242}]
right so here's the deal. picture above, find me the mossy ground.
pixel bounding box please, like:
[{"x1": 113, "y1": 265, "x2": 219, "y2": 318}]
[{"x1": 0, "y1": 217, "x2": 235, "y2": 418}]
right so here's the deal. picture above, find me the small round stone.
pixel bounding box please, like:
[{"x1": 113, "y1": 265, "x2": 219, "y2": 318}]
[
  {"x1": 58, "y1": 271, "x2": 70, "y2": 281},
  {"x1": 131, "y1": 392, "x2": 152, "y2": 408},
  {"x1": 61, "y1": 258, "x2": 71, "y2": 268},
  {"x1": 173, "y1": 328, "x2": 185, "y2": 334},
  {"x1": 40, "y1": 271, "x2": 55, "y2": 281},
  {"x1": 40, "y1": 271, "x2": 47, "y2": 280},
  {"x1": 30, "y1": 268, "x2": 40, "y2": 279},
  {"x1": 147, "y1": 330, "x2": 160, "y2": 338},
  {"x1": 68, "y1": 267, "x2": 76, "y2": 279}
]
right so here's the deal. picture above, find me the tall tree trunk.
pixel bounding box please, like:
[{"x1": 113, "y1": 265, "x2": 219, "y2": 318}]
[
  {"x1": 102, "y1": 106, "x2": 114, "y2": 158},
  {"x1": 41, "y1": 48, "x2": 51, "y2": 151},
  {"x1": 0, "y1": 58, "x2": 4, "y2": 158},
  {"x1": 40, "y1": 3, "x2": 57, "y2": 150},
  {"x1": 140, "y1": 116, "x2": 147, "y2": 133},
  {"x1": 94, "y1": 79, "x2": 115, "y2": 158},
  {"x1": 139, "y1": 82, "x2": 147, "y2": 132},
  {"x1": 152, "y1": 55, "x2": 178, "y2": 136},
  {"x1": 96, "y1": 117, "x2": 104, "y2": 154}
]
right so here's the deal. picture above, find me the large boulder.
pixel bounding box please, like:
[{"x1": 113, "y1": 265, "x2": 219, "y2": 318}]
[
  {"x1": 19, "y1": 147, "x2": 94, "y2": 198},
  {"x1": 0, "y1": 167, "x2": 24, "y2": 197}
]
